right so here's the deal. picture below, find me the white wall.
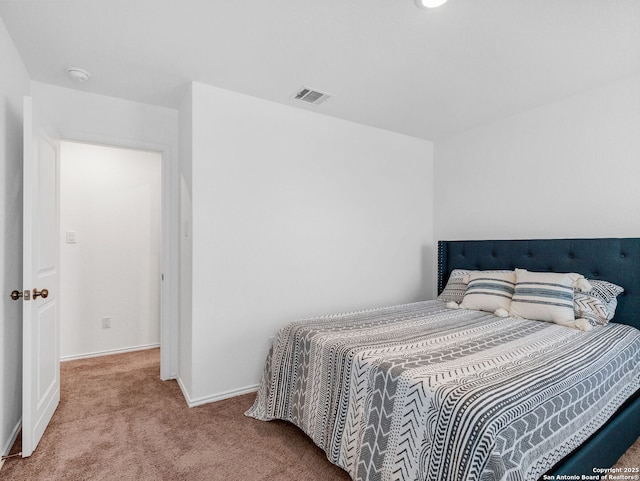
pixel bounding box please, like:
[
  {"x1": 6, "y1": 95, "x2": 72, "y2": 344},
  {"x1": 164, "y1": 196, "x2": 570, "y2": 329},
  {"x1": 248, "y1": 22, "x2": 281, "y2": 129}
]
[
  {"x1": 30, "y1": 82, "x2": 180, "y2": 378},
  {"x1": 178, "y1": 86, "x2": 193, "y2": 395},
  {"x1": 59, "y1": 141, "x2": 162, "y2": 359},
  {"x1": 435, "y1": 73, "x2": 640, "y2": 241},
  {"x1": 183, "y1": 82, "x2": 434, "y2": 404},
  {"x1": 0, "y1": 16, "x2": 30, "y2": 456},
  {"x1": 31, "y1": 82, "x2": 179, "y2": 151}
]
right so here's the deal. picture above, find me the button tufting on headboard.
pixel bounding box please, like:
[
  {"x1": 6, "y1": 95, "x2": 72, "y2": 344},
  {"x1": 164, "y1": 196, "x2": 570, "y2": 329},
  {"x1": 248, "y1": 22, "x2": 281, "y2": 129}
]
[{"x1": 437, "y1": 238, "x2": 640, "y2": 330}]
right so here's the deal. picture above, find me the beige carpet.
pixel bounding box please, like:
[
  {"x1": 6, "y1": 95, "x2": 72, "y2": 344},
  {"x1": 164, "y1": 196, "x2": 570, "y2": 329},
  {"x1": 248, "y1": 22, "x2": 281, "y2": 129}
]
[{"x1": 2, "y1": 349, "x2": 638, "y2": 480}]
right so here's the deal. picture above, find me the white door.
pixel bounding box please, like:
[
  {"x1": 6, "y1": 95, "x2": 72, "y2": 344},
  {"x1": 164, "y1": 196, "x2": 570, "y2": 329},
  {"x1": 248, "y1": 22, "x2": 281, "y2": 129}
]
[{"x1": 21, "y1": 96, "x2": 60, "y2": 457}]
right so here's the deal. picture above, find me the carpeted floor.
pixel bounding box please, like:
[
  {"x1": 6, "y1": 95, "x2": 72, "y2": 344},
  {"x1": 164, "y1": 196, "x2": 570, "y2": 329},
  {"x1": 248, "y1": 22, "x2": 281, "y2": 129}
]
[{"x1": 2, "y1": 348, "x2": 638, "y2": 480}]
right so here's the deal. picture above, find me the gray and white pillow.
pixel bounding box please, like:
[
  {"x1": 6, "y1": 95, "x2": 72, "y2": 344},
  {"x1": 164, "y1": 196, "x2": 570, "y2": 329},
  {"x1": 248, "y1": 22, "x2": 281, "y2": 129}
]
[
  {"x1": 574, "y1": 293, "x2": 609, "y2": 327},
  {"x1": 460, "y1": 271, "x2": 516, "y2": 313},
  {"x1": 574, "y1": 279, "x2": 624, "y2": 325},
  {"x1": 438, "y1": 269, "x2": 470, "y2": 304},
  {"x1": 438, "y1": 269, "x2": 514, "y2": 304},
  {"x1": 509, "y1": 269, "x2": 590, "y2": 329}
]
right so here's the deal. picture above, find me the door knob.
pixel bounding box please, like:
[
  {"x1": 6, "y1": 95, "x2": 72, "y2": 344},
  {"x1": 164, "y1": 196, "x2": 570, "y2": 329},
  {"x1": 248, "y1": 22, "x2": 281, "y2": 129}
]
[
  {"x1": 10, "y1": 290, "x2": 23, "y2": 301},
  {"x1": 33, "y1": 288, "x2": 49, "y2": 299}
]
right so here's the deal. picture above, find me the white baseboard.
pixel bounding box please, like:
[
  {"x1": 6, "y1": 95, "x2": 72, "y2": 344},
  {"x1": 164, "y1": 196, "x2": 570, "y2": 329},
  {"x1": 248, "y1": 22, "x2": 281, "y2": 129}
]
[
  {"x1": 176, "y1": 377, "x2": 258, "y2": 408},
  {"x1": 1, "y1": 418, "x2": 21, "y2": 457},
  {"x1": 60, "y1": 343, "x2": 160, "y2": 362},
  {"x1": 175, "y1": 376, "x2": 192, "y2": 407},
  {"x1": 2, "y1": 418, "x2": 22, "y2": 456}
]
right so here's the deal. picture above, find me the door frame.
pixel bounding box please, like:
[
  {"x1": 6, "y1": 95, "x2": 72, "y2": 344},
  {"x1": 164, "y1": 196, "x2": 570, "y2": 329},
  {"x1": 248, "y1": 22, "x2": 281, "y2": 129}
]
[{"x1": 57, "y1": 133, "x2": 179, "y2": 380}]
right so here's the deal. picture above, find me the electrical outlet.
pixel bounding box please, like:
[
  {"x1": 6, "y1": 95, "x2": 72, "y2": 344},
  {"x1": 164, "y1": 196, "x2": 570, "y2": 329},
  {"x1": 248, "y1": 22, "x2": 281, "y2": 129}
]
[{"x1": 102, "y1": 317, "x2": 111, "y2": 329}]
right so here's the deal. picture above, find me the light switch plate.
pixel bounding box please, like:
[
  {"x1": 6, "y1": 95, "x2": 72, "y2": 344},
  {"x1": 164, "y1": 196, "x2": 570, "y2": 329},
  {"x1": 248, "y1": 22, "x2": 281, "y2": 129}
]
[{"x1": 66, "y1": 231, "x2": 77, "y2": 244}]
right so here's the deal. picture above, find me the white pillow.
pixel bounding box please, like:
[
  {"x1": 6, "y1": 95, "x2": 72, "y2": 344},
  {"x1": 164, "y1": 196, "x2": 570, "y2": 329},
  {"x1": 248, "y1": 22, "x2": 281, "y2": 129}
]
[
  {"x1": 460, "y1": 271, "x2": 516, "y2": 313},
  {"x1": 438, "y1": 268, "x2": 513, "y2": 304},
  {"x1": 509, "y1": 269, "x2": 588, "y2": 326}
]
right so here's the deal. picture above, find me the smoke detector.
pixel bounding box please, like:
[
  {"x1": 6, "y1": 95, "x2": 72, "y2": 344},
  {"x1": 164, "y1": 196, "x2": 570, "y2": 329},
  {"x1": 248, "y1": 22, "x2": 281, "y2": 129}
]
[
  {"x1": 292, "y1": 86, "x2": 331, "y2": 105},
  {"x1": 67, "y1": 67, "x2": 91, "y2": 83},
  {"x1": 415, "y1": 0, "x2": 448, "y2": 8}
]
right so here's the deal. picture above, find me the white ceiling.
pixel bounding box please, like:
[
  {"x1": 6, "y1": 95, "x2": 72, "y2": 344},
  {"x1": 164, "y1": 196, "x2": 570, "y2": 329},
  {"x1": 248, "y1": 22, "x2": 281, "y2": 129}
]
[{"x1": 1, "y1": 0, "x2": 639, "y2": 140}]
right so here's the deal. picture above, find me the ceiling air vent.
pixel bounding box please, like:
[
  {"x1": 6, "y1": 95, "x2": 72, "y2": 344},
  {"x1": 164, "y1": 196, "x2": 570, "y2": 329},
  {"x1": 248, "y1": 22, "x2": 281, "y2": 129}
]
[{"x1": 292, "y1": 86, "x2": 331, "y2": 105}]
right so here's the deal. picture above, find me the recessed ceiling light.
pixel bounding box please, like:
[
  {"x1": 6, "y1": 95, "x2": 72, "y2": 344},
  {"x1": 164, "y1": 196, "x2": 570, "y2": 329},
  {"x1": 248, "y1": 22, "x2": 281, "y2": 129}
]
[
  {"x1": 415, "y1": 0, "x2": 448, "y2": 8},
  {"x1": 67, "y1": 67, "x2": 91, "y2": 83}
]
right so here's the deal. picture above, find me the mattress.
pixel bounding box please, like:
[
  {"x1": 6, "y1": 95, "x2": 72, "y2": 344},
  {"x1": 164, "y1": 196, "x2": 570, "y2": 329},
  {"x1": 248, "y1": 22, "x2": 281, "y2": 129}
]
[{"x1": 246, "y1": 300, "x2": 640, "y2": 481}]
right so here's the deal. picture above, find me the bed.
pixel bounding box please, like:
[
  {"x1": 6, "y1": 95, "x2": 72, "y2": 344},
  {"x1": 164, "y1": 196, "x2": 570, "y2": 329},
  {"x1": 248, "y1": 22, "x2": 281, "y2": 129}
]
[{"x1": 247, "y1": 238, "x2": 640, "y2": 481}]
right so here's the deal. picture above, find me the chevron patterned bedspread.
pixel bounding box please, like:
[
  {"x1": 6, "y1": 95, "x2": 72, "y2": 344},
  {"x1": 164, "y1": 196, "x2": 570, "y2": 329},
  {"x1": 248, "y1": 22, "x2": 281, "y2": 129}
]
[{"x1": 246, "y1": 300, "x2": 640, "y2": 481}]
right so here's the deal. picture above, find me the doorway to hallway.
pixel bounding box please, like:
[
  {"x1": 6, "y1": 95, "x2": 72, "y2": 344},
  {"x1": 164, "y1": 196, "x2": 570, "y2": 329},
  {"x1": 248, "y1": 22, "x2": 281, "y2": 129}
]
[{"x1": 59, "y1": 141, "x2": 162, "y2": 361}]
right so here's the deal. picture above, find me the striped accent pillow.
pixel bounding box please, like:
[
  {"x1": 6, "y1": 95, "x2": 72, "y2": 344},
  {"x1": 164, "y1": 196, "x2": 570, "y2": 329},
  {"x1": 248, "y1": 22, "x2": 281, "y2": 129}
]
[
  {"x1": 510, "y1": 269, "x2": 585, "y2": 324},
  {"x1": 460, "y1": 271, "x2": 516, "y2": 312},
  {"x1": 438, "y1": 269, "x2": 514, "y2": 304}
]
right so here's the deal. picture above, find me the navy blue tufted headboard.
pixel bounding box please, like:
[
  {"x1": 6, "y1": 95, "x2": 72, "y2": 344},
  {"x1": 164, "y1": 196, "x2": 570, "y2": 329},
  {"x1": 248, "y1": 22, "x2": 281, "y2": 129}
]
[{"x1": 438, "y1": 238, "x2": 640, "y2": 330}]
